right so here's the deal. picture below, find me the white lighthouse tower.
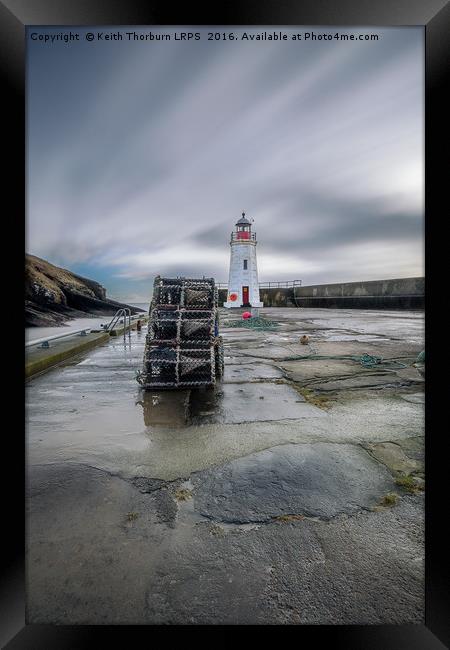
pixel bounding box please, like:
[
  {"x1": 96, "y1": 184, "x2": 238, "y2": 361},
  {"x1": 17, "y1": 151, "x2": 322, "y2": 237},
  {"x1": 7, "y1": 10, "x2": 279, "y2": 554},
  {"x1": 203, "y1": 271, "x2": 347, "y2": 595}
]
[{"x1": 224, "y1": 212, "x2": 263, "y2": 309}]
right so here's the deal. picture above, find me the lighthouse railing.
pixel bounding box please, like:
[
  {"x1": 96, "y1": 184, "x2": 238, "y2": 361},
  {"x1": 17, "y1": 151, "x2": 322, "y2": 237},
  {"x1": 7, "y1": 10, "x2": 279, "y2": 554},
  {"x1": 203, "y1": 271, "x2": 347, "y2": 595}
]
[
  {"x1": 230, "y1": 231, "x2": 257, "y2": 242},
  {"x1": 258, "y1": 280, "x2": 302, "y2": 288},
  {"x1": 216, "y1": 280, "x2": 302, "y2": 289}
]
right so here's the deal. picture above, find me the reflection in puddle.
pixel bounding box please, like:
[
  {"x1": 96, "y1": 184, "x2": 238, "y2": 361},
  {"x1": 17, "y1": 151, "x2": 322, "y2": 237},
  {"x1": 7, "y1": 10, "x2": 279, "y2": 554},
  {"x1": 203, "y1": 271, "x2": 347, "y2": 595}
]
[
  {"x1": 139, "y1": 390, "x2": 191, "y2": 427},
  {"x1": 138, "y1": 380, "x2": 321, "y2": 428},
  {"x1": 190, "y1": 387, "x2": 222, "y2": 424},
  {"x1": 138, "y1": 387, "x2": 223, "y2": 428}
]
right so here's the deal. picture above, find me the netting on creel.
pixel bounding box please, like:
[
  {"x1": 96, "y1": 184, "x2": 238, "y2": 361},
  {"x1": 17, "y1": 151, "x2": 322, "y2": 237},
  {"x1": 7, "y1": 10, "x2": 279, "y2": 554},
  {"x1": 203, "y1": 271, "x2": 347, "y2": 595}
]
[
  {"x1": 148, "y1": 308, "x2": 215, "y2": 342},
  {"x1": 137, "y1": 342, "x2": 216, "y2": 388},
  {"x1": 224, "y1": 317, "x2": 279, "y2": 330},
  {"x1": 138, "y1": 276, "x2": 223, "y2": 389},
  {"x1": 151, "y1": 276, "x2": 219, "y2": 310}
]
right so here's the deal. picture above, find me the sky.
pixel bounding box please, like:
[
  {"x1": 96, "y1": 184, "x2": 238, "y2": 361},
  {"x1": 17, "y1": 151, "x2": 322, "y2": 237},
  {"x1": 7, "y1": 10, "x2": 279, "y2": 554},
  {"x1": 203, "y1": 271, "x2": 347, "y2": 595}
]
[{"x1": 27, "y1": 26, "x2": 424, "y2": 302}]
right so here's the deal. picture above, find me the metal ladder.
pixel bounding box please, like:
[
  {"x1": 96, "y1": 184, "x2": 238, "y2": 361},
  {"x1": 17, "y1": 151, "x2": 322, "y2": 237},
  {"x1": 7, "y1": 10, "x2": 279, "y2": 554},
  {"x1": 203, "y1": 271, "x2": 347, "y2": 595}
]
[
  {"x1": 293, "y1": 286, "x2": 301, "y2": 308},
  {"x1": 104, "y1": 308, "x2": 132, "y2": 339}
]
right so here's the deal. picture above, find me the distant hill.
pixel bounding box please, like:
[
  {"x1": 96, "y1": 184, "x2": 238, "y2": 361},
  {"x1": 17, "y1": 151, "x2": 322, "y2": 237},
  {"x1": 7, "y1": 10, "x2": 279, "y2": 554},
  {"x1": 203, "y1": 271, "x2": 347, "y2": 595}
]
[{"x1": 25, "y1": 254, "x2": 145, "y2": 326}]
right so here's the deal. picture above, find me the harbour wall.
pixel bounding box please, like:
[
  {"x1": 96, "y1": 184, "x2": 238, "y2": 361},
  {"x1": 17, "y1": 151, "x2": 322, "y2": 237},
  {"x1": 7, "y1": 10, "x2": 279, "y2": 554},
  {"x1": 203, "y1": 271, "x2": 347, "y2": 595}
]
[{"x1": 219, "y1": 277, "x2": 424, "y2": 309}]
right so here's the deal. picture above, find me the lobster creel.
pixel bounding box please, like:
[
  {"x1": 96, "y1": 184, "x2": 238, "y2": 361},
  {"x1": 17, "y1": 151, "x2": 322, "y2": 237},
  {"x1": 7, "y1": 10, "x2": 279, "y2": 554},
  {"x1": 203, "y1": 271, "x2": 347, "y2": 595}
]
[{"x1": 137, "y1": 276, "x2": 224, "y2": 389}]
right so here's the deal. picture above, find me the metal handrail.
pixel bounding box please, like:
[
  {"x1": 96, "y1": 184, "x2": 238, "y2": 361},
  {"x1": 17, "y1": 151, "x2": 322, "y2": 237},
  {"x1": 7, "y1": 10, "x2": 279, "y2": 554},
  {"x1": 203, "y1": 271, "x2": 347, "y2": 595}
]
[
  {"x1": 105, "y1": 309, "x2": 123, "y2": 331},
  {"x1": 25, "y1": 327, "x2": 93, "y2": 349},
  {"x1": 25, "y1": 311, "x2": 143, "y2": 349},
  {"x1": 104, "y1": 308, "x2": 130, "y2": 331},
  {"x1": 104, "y1": 308, "x2": 132, "y2": 338}
]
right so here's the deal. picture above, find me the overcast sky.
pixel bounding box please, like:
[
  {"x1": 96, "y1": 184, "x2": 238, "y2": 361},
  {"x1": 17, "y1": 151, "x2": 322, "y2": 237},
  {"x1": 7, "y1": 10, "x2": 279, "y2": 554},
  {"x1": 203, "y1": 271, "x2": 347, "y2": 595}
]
[{"x1": 27, "y1": 26, "x2": 424, "y2": 302}]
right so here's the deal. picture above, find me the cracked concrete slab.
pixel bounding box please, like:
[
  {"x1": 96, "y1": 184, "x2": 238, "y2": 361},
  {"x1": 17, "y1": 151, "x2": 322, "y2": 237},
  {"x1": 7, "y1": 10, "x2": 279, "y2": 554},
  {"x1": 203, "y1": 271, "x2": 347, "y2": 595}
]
[
  {"x1": 224, "y1": 363, "x2": 284, "y2": 382},
  {"x1": 191, "y1": 442, "x2": 395, "y2": 523},
  {"x1": 395, "y1": 436, "x2": 425, "y2": 465},
  {"x1": 260, "y1": 495, "x2": 424, "y2": 625},
  {"x1": 26, "y1": 462, "x2": 423, "y2": 625},
  {"x1": 280, "y1": 358, "x2": 372, "y2": 382},
  {"x1": 400, "y1": 392, "x2": 425, "y2": 404},
  {"x1": 27, "y1": 463, "x2": 168, "y2": 624},
  {"x1": 363, "y1": 441, "x2": 422, "y2": 475},
  {"x1": 311, "y1": 374, "x2": 419, "y2": 392}
]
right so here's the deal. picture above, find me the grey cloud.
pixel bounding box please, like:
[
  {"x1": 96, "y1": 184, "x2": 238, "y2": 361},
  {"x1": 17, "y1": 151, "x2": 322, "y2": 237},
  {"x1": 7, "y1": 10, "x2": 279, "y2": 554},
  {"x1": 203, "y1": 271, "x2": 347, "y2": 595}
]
[
  {"x1": 190, "y1": 190, "x2": 422, "y2": 254},
  {"x1": 27, "y1": 26, "x2": 424, "y2": 296},
  {"x1": 258, "y1": 193, "x2": 423, "y2": 252},
  {"x1": 192, "y1": 223, "x2": 233, "y2": 246}
]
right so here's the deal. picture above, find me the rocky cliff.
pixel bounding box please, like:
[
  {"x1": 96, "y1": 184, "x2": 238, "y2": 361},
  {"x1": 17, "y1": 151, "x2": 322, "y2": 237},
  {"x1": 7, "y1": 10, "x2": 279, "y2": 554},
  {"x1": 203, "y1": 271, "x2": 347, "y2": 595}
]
[{"x1": 26, "y1": 254, "x2": 144, "y2": 326}]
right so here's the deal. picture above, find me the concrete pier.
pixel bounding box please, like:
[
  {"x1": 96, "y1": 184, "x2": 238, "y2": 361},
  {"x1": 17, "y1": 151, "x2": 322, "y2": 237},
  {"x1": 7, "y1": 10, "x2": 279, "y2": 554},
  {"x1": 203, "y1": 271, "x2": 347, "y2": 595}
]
[
  {"x1": 25, "y1": 331, "x2": 110, "y2": 379},
  {"x1": 26, "y1": 308, "x2": 424, "y2": 625},
  {"x1": 25, "y1": 315, "x2": 148, "y2": 378}
]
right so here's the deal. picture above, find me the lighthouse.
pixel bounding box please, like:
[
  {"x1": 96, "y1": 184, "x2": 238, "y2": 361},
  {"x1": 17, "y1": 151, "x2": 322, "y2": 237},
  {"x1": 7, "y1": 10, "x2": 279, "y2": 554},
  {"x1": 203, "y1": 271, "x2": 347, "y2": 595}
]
[{"x1": 224, "y1": 212, "x2": 263, "y2": 308}]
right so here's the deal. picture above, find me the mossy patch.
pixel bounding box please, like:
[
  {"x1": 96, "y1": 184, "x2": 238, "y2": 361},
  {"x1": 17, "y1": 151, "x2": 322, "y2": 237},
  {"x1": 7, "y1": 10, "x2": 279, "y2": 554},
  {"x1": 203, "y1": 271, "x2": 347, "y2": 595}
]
[
  {"x1": 126, "y1": 511, "x2": 139, "y2": 521},
  {"x1": 364, "y1": 441, "x2": 421, "y2": 476},
  {"x1": 209, "y1": 524, "x2": 225, "y2": 536},
  {"x1": 395, "y1": 475, "x2": 425, "y2": 493},
  {"x1": 295, "y1": 386, "x2": 331, "y2": 410},
  {"x1": 273, "y1": 514, "x2": 305, "y2": 523},
  {"x1": 378, "y1": 493, "x2": 398, "y2": 508},
  {"x1": 174, "y1": 488, "x2": 193, "y2": 501}
]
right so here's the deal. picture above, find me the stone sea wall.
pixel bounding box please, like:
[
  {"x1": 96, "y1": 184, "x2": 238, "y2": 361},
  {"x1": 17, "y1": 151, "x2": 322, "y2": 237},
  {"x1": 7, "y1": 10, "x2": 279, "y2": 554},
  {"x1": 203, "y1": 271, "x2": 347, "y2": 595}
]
[{"x1": 219, "y1": 277, "x2": 424, "y2": 309}]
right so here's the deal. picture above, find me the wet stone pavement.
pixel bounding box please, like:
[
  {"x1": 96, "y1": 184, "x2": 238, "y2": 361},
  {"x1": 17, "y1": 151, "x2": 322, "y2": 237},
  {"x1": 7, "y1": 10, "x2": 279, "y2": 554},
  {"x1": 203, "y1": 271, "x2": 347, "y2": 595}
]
[{"x1": 26, "y1": 307, "x2": 425, "y2": 624}]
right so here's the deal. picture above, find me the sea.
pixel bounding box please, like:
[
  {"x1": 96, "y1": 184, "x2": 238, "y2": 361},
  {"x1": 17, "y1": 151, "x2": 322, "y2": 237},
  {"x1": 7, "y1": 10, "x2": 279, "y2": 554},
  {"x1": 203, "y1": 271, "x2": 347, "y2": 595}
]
[{"x1": 129, "y1": 302, "x2": 150, "y2": 313}]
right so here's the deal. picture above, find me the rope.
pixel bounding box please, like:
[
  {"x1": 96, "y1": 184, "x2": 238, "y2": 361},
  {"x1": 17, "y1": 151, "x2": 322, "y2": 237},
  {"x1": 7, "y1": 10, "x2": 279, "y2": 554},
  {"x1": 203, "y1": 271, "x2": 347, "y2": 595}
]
[
  {"x1": 416, "y1": 350, "x2": 425, "y2": 363},
  {"x1": 225, "y1": 317, "x2": 279, "y2": 330},
  {"x1": 280, "y1": 352, "x2": 408, "y2": 369},
  {"x1": 222, "y1": 319, "x2": 413, "y2": 368}
]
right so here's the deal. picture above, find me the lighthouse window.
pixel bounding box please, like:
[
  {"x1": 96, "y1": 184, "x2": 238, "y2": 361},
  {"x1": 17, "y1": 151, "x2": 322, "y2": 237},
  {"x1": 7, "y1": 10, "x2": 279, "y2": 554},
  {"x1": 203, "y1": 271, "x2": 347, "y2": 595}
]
[{"x1": 243, "y1": 259, "x2": 248, "y2": 270}]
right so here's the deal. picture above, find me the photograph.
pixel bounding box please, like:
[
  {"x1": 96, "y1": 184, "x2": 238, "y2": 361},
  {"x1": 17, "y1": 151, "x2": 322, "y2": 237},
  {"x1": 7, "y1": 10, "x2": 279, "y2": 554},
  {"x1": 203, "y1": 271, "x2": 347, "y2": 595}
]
[{"x1": 24, "y1": 24, "x2": 426, "y2": 626}]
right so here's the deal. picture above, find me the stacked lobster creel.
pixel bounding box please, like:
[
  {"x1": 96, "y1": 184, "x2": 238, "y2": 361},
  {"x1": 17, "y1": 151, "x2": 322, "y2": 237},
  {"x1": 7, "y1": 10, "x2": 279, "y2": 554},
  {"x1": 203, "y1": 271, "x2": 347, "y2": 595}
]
[{"x1": 137, "y1": 276, "x2": 224, "y2": 389}]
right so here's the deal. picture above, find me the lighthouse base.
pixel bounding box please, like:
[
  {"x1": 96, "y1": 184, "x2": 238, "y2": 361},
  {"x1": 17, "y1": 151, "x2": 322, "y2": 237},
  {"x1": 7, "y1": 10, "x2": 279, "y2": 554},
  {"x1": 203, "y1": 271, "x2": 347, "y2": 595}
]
[{"x1": 224, "y1": 300, "x2": 263, "y2": 309}]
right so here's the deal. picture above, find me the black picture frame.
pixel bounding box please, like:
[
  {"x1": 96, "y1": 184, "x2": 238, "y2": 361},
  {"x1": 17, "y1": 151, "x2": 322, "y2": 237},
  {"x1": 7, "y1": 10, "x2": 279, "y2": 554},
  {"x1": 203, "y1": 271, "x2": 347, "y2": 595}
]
[{"x1": 2, "y1": 0, "x2": 448, "y2": 647}]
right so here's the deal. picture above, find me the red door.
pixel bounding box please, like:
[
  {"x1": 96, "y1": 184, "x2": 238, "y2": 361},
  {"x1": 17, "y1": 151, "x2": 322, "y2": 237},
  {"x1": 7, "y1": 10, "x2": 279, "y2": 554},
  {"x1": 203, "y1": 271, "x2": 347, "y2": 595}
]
[{"x1": 242, "y1": 286, "x2": 249, "y2": 305}]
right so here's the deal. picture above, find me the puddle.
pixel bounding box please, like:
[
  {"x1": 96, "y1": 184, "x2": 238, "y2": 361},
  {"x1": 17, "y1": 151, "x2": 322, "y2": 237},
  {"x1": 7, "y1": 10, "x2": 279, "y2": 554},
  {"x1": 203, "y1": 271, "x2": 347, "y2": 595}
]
[
  {"x1": 136, "y1": 378, "x2": 320, "y2": 428},
  {"x1": 139, "y1": 390, "x2": 191, "y2": 427},
  {"x1": 189, "y1": 382, "x2": 325, "y2": 424}
]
